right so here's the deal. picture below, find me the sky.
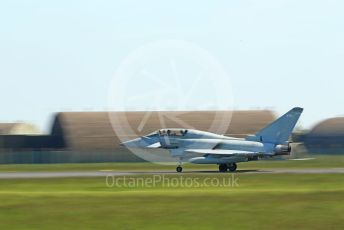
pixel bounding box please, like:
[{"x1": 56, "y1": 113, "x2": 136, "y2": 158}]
[{"x1": 0, "y1": 0, "x2": 343, "y2": 133}]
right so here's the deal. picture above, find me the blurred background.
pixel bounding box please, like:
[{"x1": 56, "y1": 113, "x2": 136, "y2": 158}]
[
  {"x1": 0, "y1": 109, "x2": 343, "y2": 163},
  {"x1": 0, "y1": 0, "x2": 343, "y2": 163}
]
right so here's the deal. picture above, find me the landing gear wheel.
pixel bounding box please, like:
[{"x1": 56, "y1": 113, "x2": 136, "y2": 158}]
[
  {"x1": 176, "y1": 166, "x2": 183, "y2": 173},
  {"x1": 228, "y1": 163, "x2": 237, "y2": 172},
  {"x1": 219, "y1": 164, "x2": 228, "y2": 172}
]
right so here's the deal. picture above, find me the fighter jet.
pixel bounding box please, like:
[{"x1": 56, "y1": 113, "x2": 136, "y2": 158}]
[{"x1": 122, "y1": 107, "x2": 303, "y2": 172}]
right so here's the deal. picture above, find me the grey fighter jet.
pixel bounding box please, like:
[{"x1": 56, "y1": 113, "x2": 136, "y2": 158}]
[{"x1": 122, "y1": 107, "x2": 303, "y2": 172}]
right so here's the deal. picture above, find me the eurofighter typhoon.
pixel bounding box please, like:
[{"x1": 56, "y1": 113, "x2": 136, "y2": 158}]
[{"x1": 122, "y1": 107, "x2": 303, "y2": 172}]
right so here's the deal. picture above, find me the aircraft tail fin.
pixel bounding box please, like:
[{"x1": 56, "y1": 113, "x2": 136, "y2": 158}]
[{"x1": 247, "y1": 107, "x2": 303, "y2": 144}]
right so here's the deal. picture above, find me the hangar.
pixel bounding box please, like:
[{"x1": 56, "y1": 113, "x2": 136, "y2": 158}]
[
  {"x1": 0, "y1": 123, "x2": 40, "y2": 135},
  {"x1": 303, "y1": 117, "x2": 344, "y2": 154},
  {"x1": 51, "y1": 110, "x2": 276, "y2": 151},
  {"x1": 0, "y1": 123, "x2": 63, "y2": 154},
  {"x1": 0, "y1": 110, "x2": 276, "y2": 163}
]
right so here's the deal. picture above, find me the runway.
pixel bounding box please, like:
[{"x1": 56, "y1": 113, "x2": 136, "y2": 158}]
[{"x1": 0, "y1": 168, "x2": 344, "y2": 179}]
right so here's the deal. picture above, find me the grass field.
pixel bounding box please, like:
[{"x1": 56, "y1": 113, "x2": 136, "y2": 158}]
[
  {"x1": 0, "y1": 155, "x2": 343, "y2": 172},
  {"x1": 0, "y1": 174, "x2": 343, "y2": 229},
  {"x1": 0, "y1": 156, "x2": 343, "y2": 229}
]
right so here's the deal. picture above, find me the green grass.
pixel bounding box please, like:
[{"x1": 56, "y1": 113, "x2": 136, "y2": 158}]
[
  {"x1": 0, "y1": 173, "x2": 343, "y2": 229},
  {"x1": 0, "y1": 155, "x2": 343, "y2": 172},
  {"x1": 0, "y1": 155, "x2": 343, "y2": 229}
]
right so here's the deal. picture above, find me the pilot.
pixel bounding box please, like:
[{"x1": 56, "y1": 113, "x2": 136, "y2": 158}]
[{"x1": 181, "y1": 130, "x2": 187, "y2": 136}]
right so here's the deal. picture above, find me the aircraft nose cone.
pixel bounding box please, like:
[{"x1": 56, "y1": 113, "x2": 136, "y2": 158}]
[
  {"x1": 120, "y1": 138, "x2": 143, "y2": 148},
  {"x1": 120, "y1": 137, "x2": 158, "y2": 148}
]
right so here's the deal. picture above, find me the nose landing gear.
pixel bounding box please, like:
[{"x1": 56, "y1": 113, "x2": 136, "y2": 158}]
[
  {"x1": 176, "y1": 166, "x2": 183, "y2": 173},
  {"x1": 176, "y1": 158, "x2": 183, "y2": 173}
]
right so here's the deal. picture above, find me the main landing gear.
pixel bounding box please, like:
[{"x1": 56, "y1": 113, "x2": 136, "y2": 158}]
[{"x1": 218, "y1": 163, "x2": 237, "y2": 172}]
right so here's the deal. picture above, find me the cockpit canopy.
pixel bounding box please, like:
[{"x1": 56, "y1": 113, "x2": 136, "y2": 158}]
[{"x1": 158, "y1": 129, "x2": 188, "y2": 137}]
